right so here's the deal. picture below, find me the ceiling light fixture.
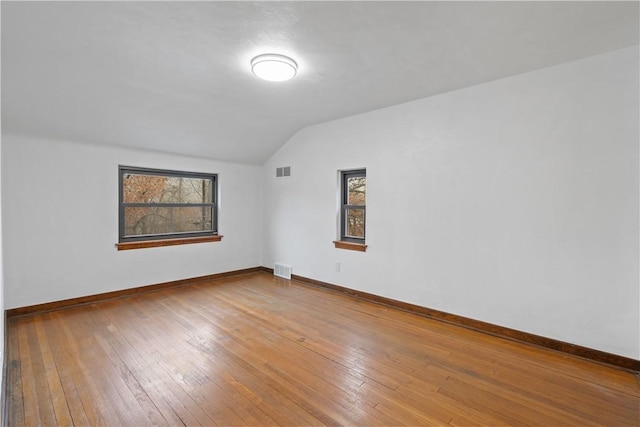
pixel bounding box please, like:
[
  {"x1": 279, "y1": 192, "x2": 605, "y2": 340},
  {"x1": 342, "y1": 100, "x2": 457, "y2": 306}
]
[{"x1": 251, "y1": 54, "x2": 298, "y2": 82}]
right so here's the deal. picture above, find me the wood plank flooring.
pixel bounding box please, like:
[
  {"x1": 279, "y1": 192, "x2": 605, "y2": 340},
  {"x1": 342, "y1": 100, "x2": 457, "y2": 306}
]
[{"x1": 5, "y1": 272, "x2": 639, "y2": 426}]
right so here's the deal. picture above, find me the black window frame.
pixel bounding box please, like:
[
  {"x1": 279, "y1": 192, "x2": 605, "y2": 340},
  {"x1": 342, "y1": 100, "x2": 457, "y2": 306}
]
[
  {"x1": 340, "y1": 169, "x2": 366, "y2": 244},
  {"x1": 118, "y1": 166, "x2": 218, "y2": 243}
]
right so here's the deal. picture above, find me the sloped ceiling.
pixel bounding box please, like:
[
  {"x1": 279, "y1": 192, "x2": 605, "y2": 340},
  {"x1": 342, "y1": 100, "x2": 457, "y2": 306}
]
[{"x1": 2, "y1": 1, "x2": 638, "y2": 164}]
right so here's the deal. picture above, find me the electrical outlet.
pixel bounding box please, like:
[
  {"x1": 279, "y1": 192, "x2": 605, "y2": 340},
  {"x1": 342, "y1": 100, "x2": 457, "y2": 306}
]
[{"x1": 335, "y1": 262, "x2": 341, "y2": 272}]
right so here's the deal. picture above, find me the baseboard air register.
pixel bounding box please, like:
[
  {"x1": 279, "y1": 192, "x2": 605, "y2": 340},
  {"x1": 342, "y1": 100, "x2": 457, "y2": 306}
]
[{"x1": 274, "y1": 263, "x2": 292, "y2": 280}]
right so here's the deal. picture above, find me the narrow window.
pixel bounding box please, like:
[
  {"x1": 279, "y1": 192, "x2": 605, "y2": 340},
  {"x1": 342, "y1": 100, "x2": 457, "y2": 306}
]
[
  {"x1": 118, "y1": 166, "x2": 218, "y2": 247},
  {"x1": 340, "y1": 169, "x2": 366, "y2": 244}
]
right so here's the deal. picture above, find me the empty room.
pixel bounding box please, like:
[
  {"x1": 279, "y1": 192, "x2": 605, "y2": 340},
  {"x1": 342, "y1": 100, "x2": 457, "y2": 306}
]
[{"x1": 1, "y1": 1, "x2": 639, "y2": 425}]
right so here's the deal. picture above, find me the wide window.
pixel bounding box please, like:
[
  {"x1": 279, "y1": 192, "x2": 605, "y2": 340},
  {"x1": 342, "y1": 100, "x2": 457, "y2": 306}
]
[
  {"x1": 118, "y1": 166, "x2": 218, "y2": 247},
  {"x1": 339, "y1": 169, "x2": 366, "y2": 246}
]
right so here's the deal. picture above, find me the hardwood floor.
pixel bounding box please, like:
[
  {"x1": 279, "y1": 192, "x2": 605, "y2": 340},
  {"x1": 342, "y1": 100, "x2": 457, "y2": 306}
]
[{"x1": 5, "y1": 272, "x2": 639, "y2": 426}]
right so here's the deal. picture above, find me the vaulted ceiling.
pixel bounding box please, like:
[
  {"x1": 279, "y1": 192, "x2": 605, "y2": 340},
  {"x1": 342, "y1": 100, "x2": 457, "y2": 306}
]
[{"x1": 2, "y1": 1, "x2": 638, "y2": 164}]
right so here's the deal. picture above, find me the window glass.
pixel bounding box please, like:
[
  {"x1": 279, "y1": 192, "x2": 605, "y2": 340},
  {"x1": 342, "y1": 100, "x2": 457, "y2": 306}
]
[
  {"x1": 345, "y1": 208, "x2": 365, "y2": 238},
  {"x1": 123, "y1": 174, "x2": 212, "y2": 204},
  {"x1": 347, "y1": 176, "x2": 366, "y2": 205}
]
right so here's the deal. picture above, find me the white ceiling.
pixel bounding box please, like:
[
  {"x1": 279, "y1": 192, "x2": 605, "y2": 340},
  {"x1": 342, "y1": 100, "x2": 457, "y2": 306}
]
[{"x1": 2, "y1": 1, "x2": 638, "y2": 165}]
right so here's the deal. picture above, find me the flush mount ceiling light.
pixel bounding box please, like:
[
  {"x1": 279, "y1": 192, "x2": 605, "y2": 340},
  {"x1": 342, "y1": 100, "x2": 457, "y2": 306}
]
[{"x1": 251, "y1": 53, "x2": 298, "y2": 82}]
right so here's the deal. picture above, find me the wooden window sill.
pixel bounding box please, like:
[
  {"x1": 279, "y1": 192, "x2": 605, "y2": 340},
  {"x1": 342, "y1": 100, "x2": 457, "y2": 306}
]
[
  {"x1": 333, "y1": 240, "x2": 367, "y2": 252},
  {"x1": 116, "y1": 235, "x2": 223, "y2": 251}
]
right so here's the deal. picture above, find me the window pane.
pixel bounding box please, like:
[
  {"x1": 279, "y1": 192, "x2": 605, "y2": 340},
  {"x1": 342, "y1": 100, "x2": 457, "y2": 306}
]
[
  {"x1": 345, "y1": 208, "x2": 365, "y2": 238},
  {"x1": 172, "y1": 207, "x2": 214, "y2": 232},
  {"x1": 123, "y1": 174, "x2": 169, "y2": 203},
  {"x1": 124, "y1": 207, "x2": 213, "y2": 237},
  {"x1": 347, "y1": 176, "x2": 366, "y2": 205},
  {"x1": 123, "y1": 174, "x2": 212, "y2": 204},
  {"x1": 124, "y1": 207, "x2": 171, "y2": 236},
  {"x1": 165, "y1": 177, "x2": 213, "y2": 204}
]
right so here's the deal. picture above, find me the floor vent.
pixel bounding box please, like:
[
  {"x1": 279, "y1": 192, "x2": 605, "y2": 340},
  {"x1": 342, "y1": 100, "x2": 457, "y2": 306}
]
[{"x1": 274, "y1": 263, "x2": 292, "y2": 280}]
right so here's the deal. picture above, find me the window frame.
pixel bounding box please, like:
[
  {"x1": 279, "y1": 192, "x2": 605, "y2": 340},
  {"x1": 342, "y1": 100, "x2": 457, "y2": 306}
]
[
  {"x1": 118, "y1": 166, "x2": 218, "y2": 245},
  {"x1": 339, "y1": 169, "x2": 366, "y2": 244}
]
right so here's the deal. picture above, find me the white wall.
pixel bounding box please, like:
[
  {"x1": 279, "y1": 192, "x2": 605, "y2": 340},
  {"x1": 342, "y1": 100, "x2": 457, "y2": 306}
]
[
  {"x1": 2, "y1": 135, "x2": 262, "y2": 308},
  {"x1": 262, "y1": 47, "x2": 639, "y2": 359},
  {"x1": 0, "y1": 136, "x2": 4, "y2": 367}
]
